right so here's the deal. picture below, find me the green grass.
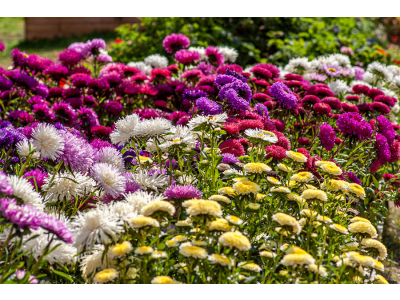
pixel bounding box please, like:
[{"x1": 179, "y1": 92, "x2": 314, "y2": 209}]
[{"x1": 0, "y1": 17, "x2": 118, "y2": 68}]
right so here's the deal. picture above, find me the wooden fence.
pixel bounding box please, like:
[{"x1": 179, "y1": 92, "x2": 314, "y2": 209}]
[{"x1": 25, "y1": 17, "x2": 139, "y2": 40}]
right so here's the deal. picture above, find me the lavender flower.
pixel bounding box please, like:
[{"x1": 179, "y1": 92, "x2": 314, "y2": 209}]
[
  {"x1": 347, "y1": 171, "x2": 362, "y2": 185},
  {"x1": 82, "y1": 39, "x2": 106, "y2": 57},
  {"x1": 254, "y1": 103, "x2": 269, "y2": 118},
  {"x1": 0, "y1": 171, "x2": 13, "y2": 195},
  {"x1": 221, "y1": 153, "x2": 241, "y2": 164},
  {"x1": 336, "y1": 112, "x2": 373, "y2": 141},
  {"x1": 196, "y1": 97, "x2": 222, "y2": 115},
  {"x1": 219, "y1": 81, "x2": 252, "y2": 111},
  {"x1": 353, "y1": 67, "x2": 365, "y2": 81},
  {"x1": 164, "y1": 184, "x2": 202, "y2": 200},
  {"x1": 226, "y1": 69, "x2": 247, "y2": 83},
  {"x1": 323, "y1": 64, "x2": 342, "y2": 77},
  {"x1": 214, "y1": 74, "x2": 240, "y2": 89},
  {"x1": 376, "y1": 133, "x2": 391, "y2": 164},
  {"x1": 309, "y1": 73, "x2": 327, "y2": 82},
  {"x1": 269, "y1": 82, "x2": 297, "y2": 110},
  {"x1": 377, "y1": 115, "x2": 395, "y2": 146},
  {"x1": 59, "y1": 131, "x2": 94, "y2": 172},
  {"x1": 319, "y1": 123, "x2": 336, "y2": 151}
]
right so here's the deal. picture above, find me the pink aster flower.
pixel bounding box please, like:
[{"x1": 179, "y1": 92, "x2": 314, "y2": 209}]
[{"x1": 163, "y1": 33, "x2": 190, "y2": 53}]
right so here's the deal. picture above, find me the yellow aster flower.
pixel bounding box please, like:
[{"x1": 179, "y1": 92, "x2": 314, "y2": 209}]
[
  {"x1": 176, "y1": 218, "x2": 193, "y2": 227},
  {"x1": 348, "y1": 183, "x2": 366, "y2": 199},
  {"x1": 232, "y1": 177, "x2": 250, "y2": 182},
  {"x1": 209, "y1": 194, "x2": 231, "y2": 204},
  {"x1": 93, "y1": 268, "x2": 118, "y2": 284},
  {"x1": 287, "y1": 193, "x2": 306, "y2": 204},
  {"x1": 308, "y1": 264, "x2": 328, "y2": 277},
  {"x1": 238, "y1": 262, "x2": 262, "y2": 272},
  {"x1": 348, "y1": 221, "x2": 378, "y2": 238},
  {"x1": 151, "y1": 276, "x2": 178, "y2": 284},
  {"x1": 375, "y1": 275, "x2": 389, "y2": 284},
  {"x1": 289, "y1": 180, "x2": 298, "y2": 188},
  {"x1": 340, "y1": 242, "x2": 359, "y2": 251},
  {"x1": 319, "y1": 163, "x2": 342, "y2": 176},
  {"x1": 248, "y1": 203, "x2": 260, "y2": 210},
  {"x1": 256, "y1": 193, "x2": 266, "y2": 201},
  {"x1": 300, "y1": 209, "x2": 318, "y2": 218},
  {"x1": 277, "y1": 163, "x2": 292, "y2": 172},
  {"x1": 109, "y1": 241, "x2": 132, "y2": 258},
  {"x1": 179, "y1": 242, "x2": 208, "y2": 259},
  {"x1": 279, "y1": 270, "x2": 289, "y2": 276},
  {"x1": 316, "y1": 215, "x2": 332, "y2": 224},
  {"x1": 272, "y1": 212, "x2": 302, "y2": 234},
  {"x1": 135, "y1": 246, "x2": 154, "y2": 255},
  {"x1": 353, "y1": 276, "x2": 363, "y2": 284},
  {"x1": 218, "y1": 187, "x2": 237, "y2": 196},
  {"x1": 184, "y1": 199, "x2": 222, "y2": 217},
  {"x1": 219, "y1": 231, "x2": 251, "y2": 251},
  {"x1": 260, "y1": 250, "x2": 277, "y2": 258},
  {"x1": 361, "y1": 238, "x2": 387, "y2": 260},
  {"x1": 346, "y1": 251, "x2": 384, "y2": 271},
  {"x1": 291, "y1": 172, "x2": 314, "y2": 183},
  {"x1": 192, "y1": 240, "x2": 208, "y2": 247},
  {"x1": 315, "y1": 160, "x2": 336, "y2": 167},
  {"x1": 270, "y1": 186, "x2": 291, "y2": 193},
  {"x1": 244, "y1": 162, "x2": 272, "y2": 174},
  {"x1": 209, "y1": 219, "x2": 231, "y2": 232},
  {"x1": 329, "y1": 223, "x2": 349, "y2": 235},
  {"x1": 130, "y1": 216, "x2": 160, "y2": 228},
  {"x1": 208, "y1": 254, "x2": 233, "y2": 267},
  {"x1": 286, "y1": 151, "x2": 308, "y2": 163},
  {"x1": 322, "y1": 179, "x2": 349, "y2": 192},
  {"x1": 226, "y1": 215, "x2": 244, "y2": 225},
  {"x1": 151, "y1": 250, "x2": 167, "y2": 259},
  {"x1": 350, "y1": 217, "x2": 371, "y2": 224},
  {"x1": 166, "y1": 240, "x2": 179, "y2": 248},
  {"x1": 233, "y1": 181, "x2": 260, "y2": 195},
  {"x1": 136, "y1": 156, "x2": 153, "y2": 164},
  {"x1": 267, "y1": 176, "x2": 281, "y2": 185},
  {"x1": 281, "y1": 250, "x2": 315, "y2": 267},
  {"x1": 301, "y1": 189, "x2": 328, "y2": 201},
  {"x1": 141, "y1": 201, "x2": 175, "y2": 216}
]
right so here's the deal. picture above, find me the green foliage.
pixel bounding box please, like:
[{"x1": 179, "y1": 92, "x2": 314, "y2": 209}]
[{"x1": 110, "y1": 17, "x2": 390, "y2": 67}]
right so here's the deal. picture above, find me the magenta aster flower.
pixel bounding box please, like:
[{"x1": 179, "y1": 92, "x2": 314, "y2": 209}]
[
  {"x1": 347, "y1": 171, "x2": 362, "y2": 185},
  {"x1": 377, "y1": 115, "x2": 395, "y2": 146},
  {"x1": 0, "y1": 198, "x2": 39, "y2": 230},
  {"x1": 23, "y1": 169, "x2": 48, "y2": 189},
  {"x1": 78, "y1": 106, "x2": 99, "y2": 128},
  {"x1": 27, "y1": 54, "x2": 53, "y2": 73},
  {"x1": 104, "y1": 101, "x2": 123, "y2": 115},
  {"x1": 319, "y1": 123, "x2": 336, "y2": 151},
  {"x1": 270, "y1": 82, "x2": 297, "y2": 110},
  {"x1": 58, "y1": 49, "x2": 83, "y2": 68},
  {"x1": 58, "y1": 131, "x2": 94, "y2": 172},
  {"x1": 0, "y1": 171, "x2": 13, "y2": 195},
  {"x1": 164, "y1": 184, "x2": 202, "y2": 200},
  {"x1": 0, "y1": 40, "x2": 4, "y2": 52},
  {"x1": 10, "y1": 49, "x2": 29, "y2": 69},
  {"x1": 205, "y1": 46, "x2": 224, "y2": 66},
  {"x1": 163, "y1": 33, "x2": 190, "y2": 53},
  {"x1": 52, "y1": 102, "x2": 77, "y2": 126},
  {"x1": 37, "y1": 215, "x2": 74, "y2": 244},
  {"x1": 175, "y1": 49, "x2": 200, "y2": 65},
  {"x1": 45, "y1": 64, "x2": 69, "y2": 81},
  {"x1": 336, "y1": 112, "x2": 373, "y2": 141},
  {"x1": 32, "y1": 103, "x2": 55, "y2": 123},
  {"x1": 376, "y1": 133, "x2": 391, "y2": 164}
]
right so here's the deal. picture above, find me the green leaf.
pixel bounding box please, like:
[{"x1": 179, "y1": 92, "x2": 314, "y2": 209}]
[{"x1": 52, "y1": 270, "x2": 73, "y2": 283}]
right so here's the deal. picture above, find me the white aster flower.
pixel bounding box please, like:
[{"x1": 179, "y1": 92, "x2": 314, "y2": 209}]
[
  {"x1": 96, "y1": 147, "x2": 125, "y2": 172},
  {"x1": 31, "y1": 123, "x2": 64, "y2": 160},
  {"x1": 244, "y1": 128, "x2": 278, "y2": 143},
  {"x1": 7, "y1": 175, "x2": 44, "y2": 209},
  {"x1": 144, "y1": 54, "x2": 168, "y2": 68},
  {"x1": 127, "y1": 61, "x2": 152, "y2": 74},
  {"x1": 130, "y1": 169, "x2": 167, "y2": 192},
  {"x1": 42, "y1": 172, "x2": 95, "y2": 203},
  {"x1": 188, "y1": 113, "x2": 228, "y2": 130},
  {"x1": 110, "y1": 114, "x2": 139, "y2": 145},
  {"x1": 328, "y1": 80, "x2": 348, "y2": 95},
  {"x1": 91, "y1": 163, "x2": 126, "y2": 198},
  {"x1": 367, "y1": 62, "x2": 393, "y2": 82},
  {"x1": 159, "y1": 125, "x2": 197, "y2": 151},
  {"x1": 176, "y1": 174, "x2": 198, "y2": 185},
  {"x1": 327, "y1": 53, "x2": 351, "y2": 68},
  {"x1": 284, "y1": 57, "x2": 311, "y2": 74},
  {"x1": 133, "y1": 118, "x2": 171, "y2": 137},
  {"x1": 108, "y1": 201, "x2": 137, "y2": 222},
  {"x1": 80, "y1": 245, "x2": 114, "y2": 279},
  {"x1": 72, "y1": 204, "x2": 124, "y2": 251},
  {"x1": 123, "y1": 190, "x2": 165, "y2": 214},
  {"x1": 216, "y1": 46, "x2": 239, "y2": 63},
  {"x1": 350, "y1": 80, "x2": 372, "y2": 88},
  {"x1": 388, "y1": 65, "x2": 400, "y2": 76},
  {"x1": 16, "y1": 139, "x2": 40, "y2": 158}
]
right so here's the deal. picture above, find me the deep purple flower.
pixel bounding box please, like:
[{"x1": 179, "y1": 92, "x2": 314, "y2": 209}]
[
  {"x1": 353, "y1": 67, "x2": 365, "y2": 80},
  {"x1": 269, "y1": 82, "x2": 297, "y2": 110},
  {"x1": 32, "y1": 103, "x2": 55, "y2": 122},
  {"x1": 23, "y1": 169, "x2": 48, "y2": 189},
  {"x1": 0, "y1": 198, "x2": 39, "y2": 229},
  {"x1": 104, "y1": 101, "x2": 123, "y2": 115},
  {"x1": 377, "y1": 115, "x2": 395, "y2": 146},
  {"x1": 219, "y1": 80, "x2": 252, "y2": 111},
  {"x1": 164, "y1": 184, "x2": 202, "y2": 200},
  {"x1": 214, "y1": 74, "x2": 240, "y2": 89},
  {"x1": 78, "y1": 106, "x2": 100, "y2": 128},
  {"x1": 90, "y1": 138, "x2": 113, "y2": 151},
  {"x1": 88, "y1": 78, "x2": 110, "y2": 91},
  {"x1": 226, "y1": 69, "x2": 247, "y2": 83},
  {"x1": 82, "y1": 39, "x2": 106, "y2": 57},
  {"x1": 0, "y1": 127, "x2": 26, "y2": 149},
  {"x1": 45, "y1": 64, "x2": 69, "y2": 81},
  {"x1": 347, "y1": 171, "x2": 362, "y2": 185},
  {"x1": 33, "y1": 84, "x2": 49, "y2": 98},
  {"x1": 59, "y1": 131, "x2": 94, "y2": 173},
  {"x1": 71, "y1": 73, "x2": 91, "y2": 88},
  {"x1": 376, "y1": 133, "x2": 391, "y2": 164},
  {"x1": 196, "y1": 97, "x2": 222, "y2": 115},
  {"x1": 182, "y1": 88, "x2": 208, "y2": 102},
  {"x1": 13, "y1": 72, "x2": 39, "y2": 90},
  {"x1": 103, "y1": 74, "x2": 122, "y2": 88},
  {"x1": 254, "y1": 103, "x2": 269, "y2": 118},
  {"x1": 319, "y1": 123, "x2": 336, "y2": 151},
  {"x1": 124, "y1": 173, "x2": 142, "y2": 194},
  {"x1": 336, "y1": 112, "x2": 373, "y2": 141},
  {"x1": 175, "y1": 50, "x2": 200, "y2": 65},
  {"x1": 0, "y1": 171, "x2": 13, "y2": 195},
  {"x1": 0, "y1": 75, "x2": 13, "y2": 90},
  {"x1": 58, "y1": 49, "x2": 83, "y2": 67},
  {"x1": 163, "y1": 33, "x2": 190, "y2": 53},
  {"x1": 52, "y1": 102, "x2": 77, "y2": 126},
  {"x1": 221, "y1": 153, "x2": 241, "y2": 164}
]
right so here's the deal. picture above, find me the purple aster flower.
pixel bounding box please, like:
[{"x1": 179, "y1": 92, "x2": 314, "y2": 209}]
[
  {"x1": 254, "y1": 103, "x2": 269, "y2": 118},
  {"x1": 33, "y1": 84, "x2": 49, "y2": 98},
  {"x1": 37, "y1": 215, "x2": 74, "y2": 243},
  {"x1": 0, "y1": 198, "x2": 40, "y2": 230},
  {"x1": 97, "y1": 54, "x2": 112, "y2": 62},
  {"x1": 0, "y1": 171, "x2": 13, "y2": 195},
  {"x1": 104, "y1": 101, "x2": 123, "y2": 115},
  {"x1": 377, "y1": 115, "x2": 395, "y2": 146},
  {"x1": 0, "y1": 121, "x2": 12, "y2": 128},
  {"x1": 221, "y1": 153, "x2": 241, "y2": 164},
  {"x1": 23, "y1": 169, "x2": 48, "y2": 189},
  {"x1": 0, "y1": 127, "x2": 26, "y2": 149},
  {"x1": 214, "y1": 74, "x2": 240, "y2": 89},
  {"x1": 376, "y1": 133, "x2": 391, "y2": 164},
  {"x1": 163, "y1": 33, "x2": 190, "y2": 53},
  {"x1": 319, "y1": 123, "x2": 336, "y2": 151},
  {"x1": 32, "y1": 103, "x2": 55, "y2": 123},
  {"x1": 58, "y1": 131, "x2": 94, "y2": 172},
  {"x1": 353, "y1": 67, "x2": 365, "y2": 81},
  {"x1": 182, "y1": 88, "x2": 208, "y2": 102},
  {"x1": 124, "y1": 173, "x2": 142, "y2": 194},
  {"x1": 164, "y1": 184, "x2": 202, "y2": 200},
  {"x1": 323, "y1": 64, "x2": 342, "y2": 77},
  {"x1": 339, "y1": 67, "x2": 353, "y2": 77},
  {"x1": 52, "y1": 102, "x2": 77, "y2": 126},
  {"x1": 226, "y1": 69, "x2": 247, "y2": 83},
  {"x1": 309, "y1": 73, "x2": 327, "y2": 82},
  {"x1": 197, "y1": 62, "x2": 214, "y2": 76},
  {"x1": 58, "y1": 49, "x2": 83, "y2": 68},
  {"x1": 347, "y1": 171, "x2": 362, "y2": 185},
  {"x1": 10, "y1": 49, "x2": 29, "y2": 69},
  {"x1": 45, "y1": 64, "x2": 69, "y2": 81},
  {"x1": 269, "y1": 82, "x2": 297, "y2": 110},
  {"x1": 196, "y1": 97, "x2": 222, "y2": 115},
  {"x1": 336, "y1": 112, "x2": 373, "y2": 141},
  {"x1": 68, "y1": 42, "x2": 87, "y2": 55},
  {"x1": 77, "y1": 106, "x2": 99, "y2": 128},
  {"x1": 219, "y1": 80, "x2": 252, "y2": 111},
  {"x1": 88, "y1": 78, "x2": 110, "y2": 91},
  {"x1": 175, "y1": 49, "x2": 200, "y2": 65},
  {"x1": 81, "y1": 39, "x2": 106, "y2": 57},
  {"x1": 0, "y1": 75, "x2": 13, "y2": 90},
  {"x1": 0, "y1": 40, "x2": 4, "y2": 52},
  {"x1": 13, "y1": 72, "x2": 39, "y2": 90}
]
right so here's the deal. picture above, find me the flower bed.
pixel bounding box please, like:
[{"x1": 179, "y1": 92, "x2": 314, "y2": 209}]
[{"x1": 0, "y1": 33, "x2": 399, "y2": 284}]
